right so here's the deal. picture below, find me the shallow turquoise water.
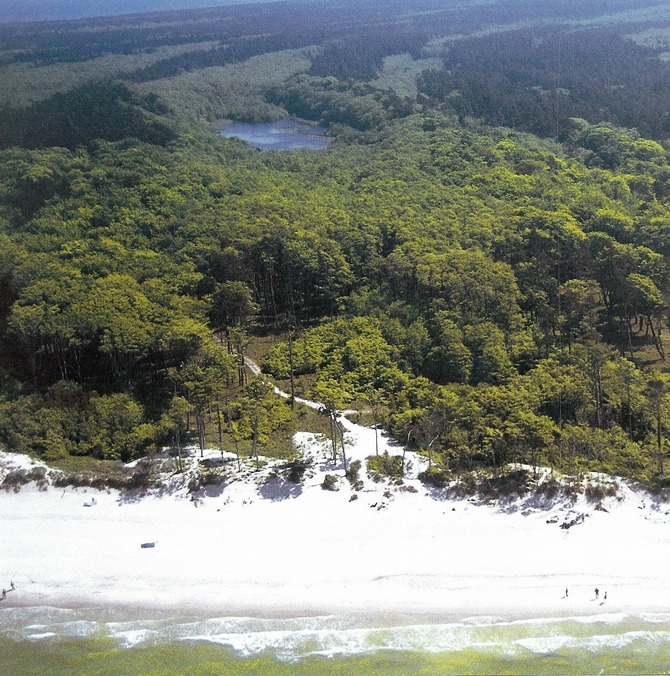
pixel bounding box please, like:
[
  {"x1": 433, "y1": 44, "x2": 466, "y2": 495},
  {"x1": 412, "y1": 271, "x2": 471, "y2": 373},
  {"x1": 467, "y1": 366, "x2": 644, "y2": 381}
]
[{"x1": 2, "y1": 606, "x2": 669, "y2": 674}]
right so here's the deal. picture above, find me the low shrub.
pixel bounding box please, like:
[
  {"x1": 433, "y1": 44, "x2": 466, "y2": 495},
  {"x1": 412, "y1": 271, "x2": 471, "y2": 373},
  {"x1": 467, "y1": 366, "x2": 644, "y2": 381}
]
[
  {"x1": 478, "y1": 469, "x2": 530, "y2": 500},
  {"x1": 646, "y1": 476, "x2": 670, "y2": 499},
  {"x1": 52, "y1": 472, "x2": 91, "y2": 488},
  {"x1": 91, "y1": 475, "x2": 128, "y2": 491},
  {"x1": 418, "y1": 467, "x2": 451, "y2": 488},
  {"x1": 367, "y1": 453, "x2": 403, "y2": 480},
  {"x1": 1, "y1": 466, "x2": 48, "y2": 492},
  {"x1": 285, "y1": 458, "x2": 310, "y2": 484},
  {"x1": 50, "y1": 459, "x2": 162, "y2": 493},
  {"x1": 346, "y1": 459, "x2": 361, "y2": 482},
  {"x1": 535, "y1": 478, "x2": 561, "y2": 501},
  {"x1": 446, "y1": 473, "x2": 477, "y2": 498},
  {"x1": 188, "y1": 471, "x2": 225, "y2": 493},
  {"x1": 322, "y1": 473, "x2": 339, "y2": 491},
  {"x1": 585, "y1": 481, "x2": 619, "y2": 502},
  {"x1": 345, "y1": 460, "x2": 363, "y2": 490}
]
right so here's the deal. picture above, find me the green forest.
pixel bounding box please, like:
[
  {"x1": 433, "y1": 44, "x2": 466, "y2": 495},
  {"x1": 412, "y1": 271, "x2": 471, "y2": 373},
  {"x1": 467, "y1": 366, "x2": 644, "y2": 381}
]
[{"x1": 3, "y1": 0, "x2": 670, "y2": 488}]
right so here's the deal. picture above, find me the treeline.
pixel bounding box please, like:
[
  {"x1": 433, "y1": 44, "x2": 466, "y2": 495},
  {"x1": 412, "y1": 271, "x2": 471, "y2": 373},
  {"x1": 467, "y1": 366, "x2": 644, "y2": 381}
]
[
  {"x1": 418, "y1": 27, "x2": 670, "y2": 141},
  {"x1": 266, "y1": 76, "x2": 414, "y2": 132},
  {"x1": 0, "y1": 3, "x2": 332, "y2": 64},
  {"x1": 0, "y1": 81, "x2": 175, "y2": 152},
  {"x1": 125, "y1": 33, "x2": 319, "y2": 84},
  {"x1": 309, "y1": 28, "x2": 428, "y2": 81},
  {"x1": 4, "y1": 0, "x2": 655, "y2": 98}
]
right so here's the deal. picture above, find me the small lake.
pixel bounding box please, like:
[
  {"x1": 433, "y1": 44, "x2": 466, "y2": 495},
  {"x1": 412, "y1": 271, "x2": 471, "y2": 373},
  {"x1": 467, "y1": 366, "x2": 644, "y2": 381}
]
[{"x1": 219, "y1": 118, "x2": 331, "y2": 151}]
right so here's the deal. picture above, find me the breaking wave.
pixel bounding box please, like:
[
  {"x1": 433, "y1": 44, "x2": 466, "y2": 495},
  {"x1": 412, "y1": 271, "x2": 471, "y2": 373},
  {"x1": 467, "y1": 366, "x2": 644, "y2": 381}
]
[{"x1": 2, "y1": 606, "x2": 670, "y2": 664}]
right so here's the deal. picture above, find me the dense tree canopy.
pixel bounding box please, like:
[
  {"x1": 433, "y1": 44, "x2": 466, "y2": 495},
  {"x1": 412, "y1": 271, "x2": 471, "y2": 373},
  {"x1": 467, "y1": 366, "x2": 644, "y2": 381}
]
[{"x1": 2, "y1": 0, "x2": 670, "y2": 485}]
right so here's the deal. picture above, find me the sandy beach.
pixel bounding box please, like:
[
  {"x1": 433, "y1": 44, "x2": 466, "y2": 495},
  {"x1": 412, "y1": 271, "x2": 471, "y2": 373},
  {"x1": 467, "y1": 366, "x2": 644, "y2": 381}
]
[{"x1": 2, "y1": 414, "x2": 670, "y2": 625}]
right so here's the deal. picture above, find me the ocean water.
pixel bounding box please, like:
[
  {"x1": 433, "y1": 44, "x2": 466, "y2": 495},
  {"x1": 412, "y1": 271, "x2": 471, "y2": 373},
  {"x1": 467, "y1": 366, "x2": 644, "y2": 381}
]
[
  {"x1": 1, "y1": 607, "x2": 670, "y2": 675},
  {"x1": 0, "y1": 1, "x2": 282, "y2": 23}
]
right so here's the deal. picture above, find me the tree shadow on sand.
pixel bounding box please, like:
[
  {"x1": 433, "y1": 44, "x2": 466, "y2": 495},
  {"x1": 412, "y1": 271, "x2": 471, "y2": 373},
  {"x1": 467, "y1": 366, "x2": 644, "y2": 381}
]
[{"x1": 258, "y1": 472, "x2": 304, "y2": 501}]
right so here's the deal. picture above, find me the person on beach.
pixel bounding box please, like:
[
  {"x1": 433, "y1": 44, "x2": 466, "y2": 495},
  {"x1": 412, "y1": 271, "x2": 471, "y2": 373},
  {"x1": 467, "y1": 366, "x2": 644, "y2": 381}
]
[
  {"x1": 10, "y1": 581, "x2": 14, "y2": 590},
  {"x1": 595, "y1": 587, "x2": 599, "y2": 599},
  {"x1": 565, "y1": 587, "x2": 568, "y2": 598}
]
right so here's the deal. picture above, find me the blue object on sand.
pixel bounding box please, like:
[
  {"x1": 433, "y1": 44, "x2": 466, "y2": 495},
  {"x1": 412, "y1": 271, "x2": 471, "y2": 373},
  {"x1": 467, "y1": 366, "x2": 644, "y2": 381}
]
[{"x1": 140, "y1": 542, "x2": 155, "y2": 549}]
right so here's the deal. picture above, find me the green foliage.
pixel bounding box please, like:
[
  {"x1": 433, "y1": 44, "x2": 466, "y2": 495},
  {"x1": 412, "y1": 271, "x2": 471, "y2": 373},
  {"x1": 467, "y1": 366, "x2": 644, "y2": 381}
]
[
  {"x1": 417, "y1": 466, "x2": 451, "y2": 488},
  {"x1": 2, "y1": 5, "x2": 670, "y2": 484},
  {"x1": 284, "y1": 458, "x2": 311, "y2": 484},
  {"x1": 584, "y1": 480, "x2": 619, "y2": 503},
  {"x1": 321, "y1": 473, "x2": 339, "y2": 491},
  {"x1": 366, "y1": 453, "x2": 403, "y2": 480},
  {"x1": 345, "y1": 459, "x2": 362, "y2": 486},
  {"x1": 0, "y1": 385, "x2": 157, "y2": 462},
  {"x1": 477, "y1": 469, "x2": 532, "y2": 500},
  {"x1": 267, "y1": 75, "x2": 399, "y2": 132},
  {"x1": 1, "y1": 466, "x2": 48, "y2": 492},
  {"x1": 0, "y1": 81, "x2": 176, "y2": 151}
]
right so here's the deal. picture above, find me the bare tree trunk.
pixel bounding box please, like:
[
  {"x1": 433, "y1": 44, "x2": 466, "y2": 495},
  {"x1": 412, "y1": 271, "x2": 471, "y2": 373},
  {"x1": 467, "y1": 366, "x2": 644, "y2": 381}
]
[
  {"x1": 288, "y1": 327, "x2": 295, "y2": 409},
  {"x1": 328, "y1": 411, "x2": 338, "y2": 462},
  {"x1": 175, "y1": 425, "x2": 183, "y2": 472},
  {"x1": 657, "y1": 415, "x2": 664, "y2": 477},
  {"x1": 196, "y1": 408, "x2": 206, "y2": 457},
  {"x1": 338, "y1": 419, "x2": 347, "y2": 472},
  {"x1": 232, "y1": 427, "x2": 242, "y2": 471},
  {"x1": 216, "y1": 404, "x2": 223, "y2": 447},
  {"x1": 649, "y1": 317, "x2": 665, "y2": 359},
  {"x1": 252, "y1": 419, "x2": 260, "y2": 471}
]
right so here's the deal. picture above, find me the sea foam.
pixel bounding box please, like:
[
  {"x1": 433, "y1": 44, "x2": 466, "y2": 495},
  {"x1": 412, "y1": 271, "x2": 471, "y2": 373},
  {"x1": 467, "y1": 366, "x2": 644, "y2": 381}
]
[{"x1": 3, "y1": 606, "x2": 670, "y2": 663}]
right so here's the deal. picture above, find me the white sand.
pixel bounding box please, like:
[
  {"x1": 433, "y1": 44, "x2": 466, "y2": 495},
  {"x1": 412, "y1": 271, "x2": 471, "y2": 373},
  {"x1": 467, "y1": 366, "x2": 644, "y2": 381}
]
[{"x1": 1, "y1": 408, "x2": 670, "y2": 622}]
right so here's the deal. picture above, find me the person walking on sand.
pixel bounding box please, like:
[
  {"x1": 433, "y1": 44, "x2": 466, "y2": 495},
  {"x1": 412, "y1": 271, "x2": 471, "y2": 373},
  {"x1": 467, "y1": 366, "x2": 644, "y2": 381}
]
[
  {"x1": 595, "y1": 587, "x2": 599, "y2": 599},
  {"x1": 565, "y1": 587, "x2": 568, "y2": 598},
  {"x1": 10, "y1": 581, "x2": 15, "y2": 591}
]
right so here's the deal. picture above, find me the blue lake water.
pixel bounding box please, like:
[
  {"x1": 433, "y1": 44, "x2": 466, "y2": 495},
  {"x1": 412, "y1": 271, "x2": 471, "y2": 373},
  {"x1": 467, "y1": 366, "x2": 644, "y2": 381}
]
[{"x1": 219, "y1": 118, "x2": 331, "y2": 151}]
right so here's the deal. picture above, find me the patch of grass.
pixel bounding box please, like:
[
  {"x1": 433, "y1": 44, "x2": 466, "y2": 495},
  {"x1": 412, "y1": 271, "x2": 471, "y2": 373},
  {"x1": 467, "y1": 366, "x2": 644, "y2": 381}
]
[
  {"x1": 0, "y1": 42, "x2": 219, "y2": 107},
  {"x1": 45, "y1": 454, "x2": 125, "y2": 476},
  {"x1": 137, "y1": 49, "x2": 311, "y2": 124},
  {"x1": 374, "y1": 53, "x2": 442, "y2": 98},
  {"x1": 50, "y1": 457, "x2": 165, "y2": 493},
  {"x1": 292, "y1": 406, "x2": 332, "y2": 438}
]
